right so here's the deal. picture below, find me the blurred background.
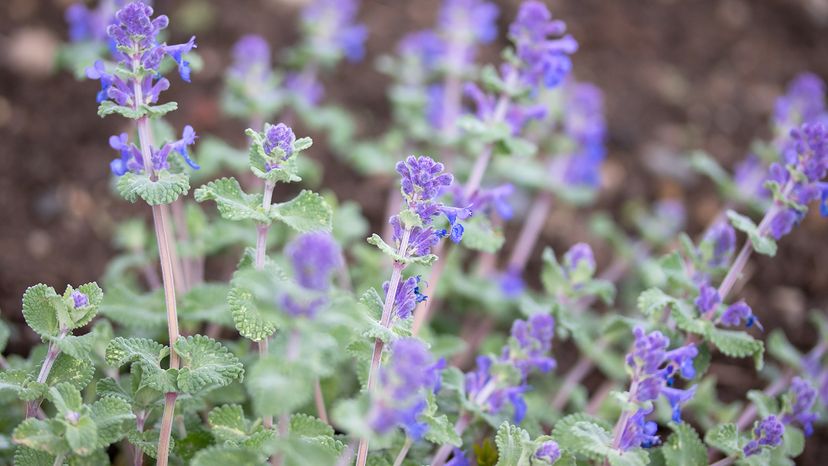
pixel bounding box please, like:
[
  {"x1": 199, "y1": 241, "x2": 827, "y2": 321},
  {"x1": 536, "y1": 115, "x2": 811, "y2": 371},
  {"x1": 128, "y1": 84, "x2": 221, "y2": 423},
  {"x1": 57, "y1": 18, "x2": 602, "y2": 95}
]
[{"x1": 1, "y1": 0, "x2": 828, "y2": 461}]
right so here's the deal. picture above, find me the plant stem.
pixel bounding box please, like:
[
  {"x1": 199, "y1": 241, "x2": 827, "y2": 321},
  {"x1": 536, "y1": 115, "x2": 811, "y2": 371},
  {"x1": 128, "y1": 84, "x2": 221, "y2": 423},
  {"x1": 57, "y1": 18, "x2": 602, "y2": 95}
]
[
  {"x1": 507, "y1": 190, "x2": 554, "y2": 271},
  {"x1": 53, "y1": 453, "x2": 65, "y2": 466},
  {"x1": 551, "y1": 339, "x2": 607, "y2": 411},
  {"x1": 355, "y1": 228, "x2": 412, "y2": 466},
  {"x1": 25, "y1": 329, "x2": 67, "y2": 418},
  {"x1": 255, "y1": 180, "x2": 276, "y2": 429},
  {"x1": 709, "y1": 457, "x2": 735, "y2": 466},
  {"x1": 392, "y1": 437, "x2": 414, "y2": 466},
  {"x1": 314, "y1": 379, "x2": 329, "y2": 424},
  {"x1": 133, "y1": 410, "x2": 146, "y2": 466}
]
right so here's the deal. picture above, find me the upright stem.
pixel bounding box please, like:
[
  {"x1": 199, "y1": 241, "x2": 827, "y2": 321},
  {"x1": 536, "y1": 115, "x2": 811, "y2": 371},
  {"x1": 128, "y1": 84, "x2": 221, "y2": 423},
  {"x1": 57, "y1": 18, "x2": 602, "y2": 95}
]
[
  {"x1": 256, "y1": 180, "x2": 275, "y2": 429},
  {"x1": 133, "y1": 410, "x2": 146, "y2": 466},
  {"x1": 314, "y1": 379, "x2": 329, "y2": 424},
  {"x1": 53, "y1": 453, "x2": 66, "y2": 466},
  {"x1": 507, "y1": 190, "x2": 554, "y2": 271},
  {"x1": 392, "y1": 437, "x2": 414, "y2": 466},
  {"x1": 25, "y1": 329, "x2": 67, "y2": 418},
  {"x1": 355, "y1": 228, "x2": 412, "y2": 466}
]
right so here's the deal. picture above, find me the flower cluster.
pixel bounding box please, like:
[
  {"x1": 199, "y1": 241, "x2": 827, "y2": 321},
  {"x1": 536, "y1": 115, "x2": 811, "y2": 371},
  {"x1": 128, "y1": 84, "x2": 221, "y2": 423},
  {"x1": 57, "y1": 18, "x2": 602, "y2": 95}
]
[
  {"x1": 508, "y1": 1, "x2": 578, "y2": 91},
  {"x1": 229, "y1": 35, "x2": 271, "y2": 81},
  {"x1": 371, "y1": 338, "x2": 445, "y2": 439},
  {"x1": 66, "y1": 0, "x2": 128, "y2": 43},
  {"x1": 774, "y1": 73, "x2": 827, "y2": 137},
  {"x1": 383, "y1": 276, "x2": 427, "y2": 321},
  {"x1": 617, "y1": 328, "x2": 697, "y2": 449},
  {"x1": 85, "y1": 2, "x2": 199, "y2": 176},
  {"x1": 280, "y1": 233, "x2": 341, "y2": 318},
  {"x1": 561, "y1": 82, "x2": 607, "y2": 188},
  {"x1": 391, "y1": 155, "x2": 471, "y2": 251},
  {"x1": 109, "y1": 126, "x2": 198, "y2": 176},
  {"x1": 767, "y1": 123, "x2": 828, "y2": 239},
  {"x1": 534, "y1": 441, "x2": 561, "y2": 464},
  {"x1": 301, "y1": 0, "x2": 367, "y2": 63},
  {"x1": 695, "y1": 284, "x2": 761, "y2": 330},
  {"x1": 70, "y1": 290, "x2": 89, "y2": 308},
  {"x1": 743, "y1": 415, "x2": 784, "y2": 457},
  {"x1": 465, "y1": 314, "x2": 556, "y2": 423},
  {"x1": 701, "y1": 221, "x2": 737, "y2": 270},
  {"x1": 782, "y1": 377, "x2": 819, "y2": 435}
]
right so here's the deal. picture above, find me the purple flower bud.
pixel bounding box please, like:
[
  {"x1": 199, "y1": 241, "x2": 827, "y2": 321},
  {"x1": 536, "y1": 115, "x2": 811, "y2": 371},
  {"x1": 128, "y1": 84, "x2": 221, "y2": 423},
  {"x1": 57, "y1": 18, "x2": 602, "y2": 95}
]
[
  {"x1": 720, "y1": 301, "x2": 762, "y2": 330},
  {"x1": 694, "y1": 284, "x2": 720, "y2": 316},
  {"x1": 301, "y1": 0, "x2": 367, "y2": 63},
  {"x1": 563, "y1": 243, "x2": 596, "y2": 281},
  {"x1": 500, "y1": 268, "x2": 525, "y2": 298},
  {"x1": 230, "y1": 35, "x2": 271, "y2": 78},
  {"x1": 384, "y1": 276, "x2": 426, "y2": 321},
  {"x1": 702, "y1": 221, "x2": 736, "y2": 269},
  {"x1": 508, "y1": 1, "x2": 578, "y2": 90},
  {"x1": 71, "y1": 290, "x2": 89, "y2": 308},
  {"x1": 774, "y1": 73, "x2": 826, "y2": 133},
  {"x1": 286, "y1": 233, "x2": 342, "y2": 292},
  {"x1": 396, "y1": 155, "x2": 453, "y2": 205},
  {"x1": 618, "y1": 407, "x2": 660, "y2": 450},
  {"x1": 769, "y1": 208, "x2": 799, "y2": 240},
  {"x1": 164, "y1": 36, "x2": 197, "y2": 82},
  {"x1": 398, "y1": 31, "x2": 445, "y2": 71},
  {"x1": 263, "y1": 123, "x2": 295, "y2": 159},
  {"x1": 504, "y1": 314, "x2": 557, "y2": 376},
  {"x1": 372, "y1": 338, "x2": 444, "y2": 439},
  {"x1": 734, "y1": 154, "x2": 770, "y2": 200},
  {"x1": 284, "y1": 72, "x2": 325, "y2": 107},
  {"x1": 534, "y1": 441, "x2": 561, "y2": 464},
  {"x1": 439, "y1": 0, "x2": 500, "y2": 45},
  {"x1": 783, "y1": 377, "x2": 818, "y2": 436},
  {"x1": 743, "y1": 415, "x2": 785, "y2": 456}
]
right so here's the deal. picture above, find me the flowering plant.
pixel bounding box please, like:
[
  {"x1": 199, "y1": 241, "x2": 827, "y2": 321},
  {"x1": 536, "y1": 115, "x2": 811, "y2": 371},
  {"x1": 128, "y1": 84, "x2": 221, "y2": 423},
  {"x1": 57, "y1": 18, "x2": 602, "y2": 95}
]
[{"x1": 2, "y1": 1, "x2": 827, "y2": 466}]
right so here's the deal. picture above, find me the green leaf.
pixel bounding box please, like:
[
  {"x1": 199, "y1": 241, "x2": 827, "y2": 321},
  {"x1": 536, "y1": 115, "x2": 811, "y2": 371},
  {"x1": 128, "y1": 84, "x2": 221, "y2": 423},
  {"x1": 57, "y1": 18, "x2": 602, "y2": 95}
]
[
  {"x1": 174, "y1": 335, "x2": 244, "y2": 393},
  {"x1": 550, "y1": 413, "x2": 613, "y2": 460},
  {"x1": 22, "y1": 284, "x2": 61, "y2": 338},
  {"x1": 208, "y1": 404, "x2": 250, "y2": 443},
  {"x1": 269, "y1": 190, "x2": 333, "y2": 233},
  {"x1": 97, "y1": 101, "x2": 144, "y2": 119},
  {"x1": 48, "y1": 333, "x2": 96, "y2": 360},
  {"x1": 14, "y1": 447, "x2": 56, "y2": 466},
  {"x1": 727, "y1": 211, "x2": 776, "y2": 257},
  {"x1": 13, "y1": 419, "x2": 67, "y2": 456},
  {"x1": 247, "y1": 356, "x2": 313, "y2": 418},
  {"x1": 227, "y1": 286, "x2": 277, "y2": 342},
  {"x1": 366, "y1": 234, "x2": 437, "y2": 266},
  {"x1": 180, "y1": 283, "x2": 235, "y2": 328},
  {"x1": 61, "y1": 283, "x2": 103, "y2": 329},
  {"x1": 190, "y1": 445, "x2": 262, "y2": 466},
  {"x1": 105, "y1": 337, "x2": 176, "y2": 393},
  {"x1": 707, "y1": 328, "x2": 764, "y2": 370},
  {"x1": 494, "y1": 422, "x2": 533, "y2": 466},
  {"x1": 766, "y1": 330, "x2": 802, "y2": 369},
  {"x1": 89, "y1": 397, "x2": 134, "y2": 447},
  {"x1": 637, "y1": 288, "x2": 675, "y2": 318},
  {"x1": 289, "y1": 413, "x2": 334, "y2": 438},
  {"x1": 746, "y1": 391, "x2": 778, "y2": 419},
  {"x1": 142, "y1": 102, "x2": 178, "y2": 118},
  {"x1": 65, "y1": 415, "x2": 97, "y2": 456},
  {"x1": 782, "y1": 426, "x2": 804, "y2": 458},
  {"x1": 461, "y1": 216, "x2": 505, "y2": 253},
  {"x1": 421, "y1": 396, "x2": 461, "y2": 447},
  {"x1": 661, "y1": 422, "x2": 706, "y2": 466},
  {"x1": 194, "y1": 177, "x2": 269, "y2": 223},
  {"x1": 0, "y1": 369, "x2": 47, "y2": 401},
  {"x1": 704, "y1": 423, "x2": 741, "y2": 456},
  {"x1": 99, "y1": 286, "x2": 166, "y2": 331},
  {"x1": 117, "y1": 171, "x2": 190, "y2": 205},
  {"x1": 48, "y1": 383, "x2": 82, "y2": 416},
  {"x1": 46, "y1": 355, "x2": 94, "y2": 391}
]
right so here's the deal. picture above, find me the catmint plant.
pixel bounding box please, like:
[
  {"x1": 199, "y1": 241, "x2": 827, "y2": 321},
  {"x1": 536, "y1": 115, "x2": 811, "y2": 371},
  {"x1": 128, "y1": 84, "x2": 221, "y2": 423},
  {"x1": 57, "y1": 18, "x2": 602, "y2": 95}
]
[{"x1": 7, "y1": 0, "x2": 828, "y2": 465}]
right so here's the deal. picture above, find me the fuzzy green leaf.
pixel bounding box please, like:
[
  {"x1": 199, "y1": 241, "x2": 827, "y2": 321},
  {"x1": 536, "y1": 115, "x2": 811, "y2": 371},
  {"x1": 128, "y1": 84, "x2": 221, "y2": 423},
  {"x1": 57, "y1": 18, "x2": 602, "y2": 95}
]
[
  {"x1": 208, "y1": 404, "x2": 250, "y2": 443},
  {"x1": 12, "y1": 419, "x2": 67, "y2": 456},
  {"x1": 662, "y1": 422, "x2": 706, "y2": 466},
  {"x1": 97, "y1": 101, "x2": 144, "y2": 119},
  {"x1": 117, "y1": 171, "x2": 190, "y2": 205},
  {"x1": 551, "y1": 413, "x2": 614, "y2": 460},
  {"x1": 461, "y1": 216, "x2": 505, "y2": 253},
  {"x1": 142, "y1": 101, "x2": 178, "y2": 118},
  {"x1": 366, "y1": 234, "x2": 437, "y2": 266},
  {"x1": 46, "y1": 355, "x2": 94, "y2": 391},
  {"x1": 99, "y1": 286, "x2": 166, "y2": 331},
  {"x1": 766, "y1": 330, "x2": 802, "y2": 369},
  {"x1": 289, "y1": 413, "x2": 334, "y2": 438},
  {"x1": 727, "y1": 211, "x2": 777, "y2": 257},
  {"x1": 48, "y1": 383, "x2": 83, "y2": 416},
  {"x1": 707, "y1": 328, "x2": 764, "y2": 369},
  {"x1": 105, "y1": 337, "x2": 175, "y2": 393},
  {"x1": 65, "y1": 415, "x2": 98, "y2": 456},
  {"x1": 174, "y1": 335, "x2": 244, "y2": 393},
  {"x1": 22, "y1": 285, "x2": 62, "y2": 338},
  {"x1": 494, "y1": 422, "x2": 533, "y2": 466},
  {"x1": 190, "y1": 445, "x2": 263, "y2": 466},
  {"x1": 247, "y1": 356, "x2": 313, "y2": 418},
  {"x1": 89, "y1": 397, "x2": 134, "y2": 447},
  {"x1": 704, "y1": 423, "x2": 741, "y2": 456},
  {"x1": 194, "y1": 177, "x2": 268, "y2": 223},
  {"x1": 227, "y1": 286, "x2": 277, "y2": 342},
  {"x1": 0, "y1": 369, "x2": 47, "y2": 401},
  {"x1": 269, "y1": 190, "x2": 333, "y2": 233}
]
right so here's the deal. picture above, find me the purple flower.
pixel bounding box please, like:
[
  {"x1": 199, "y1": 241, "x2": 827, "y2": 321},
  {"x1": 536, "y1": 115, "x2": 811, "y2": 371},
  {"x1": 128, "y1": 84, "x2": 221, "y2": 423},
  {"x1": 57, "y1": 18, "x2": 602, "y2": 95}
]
[
  {"x1": 301, "y1": 0, "x2": 367, "y2": 63},
  {"x1": 743, "y1": 415, "x2": 785, "y2": 456},
  {"x1": 71, "y1": 290, "x2": 89, "y2": 308},
  {"x1": 774, "y1": 73, "x2": 826, "y2": 134},
  {"x1": 284, "y1": 72, "x2": 324, "y2": 106},
  {"x1": 562, "y1": 243, "x2": 595, "y2": 283},
  {"x1": 534, "y1": 440, "x2": 561, "y2": 464},
  {"x1": 618, "y1": 327, "x2": 697, "y2": 449},
  {"x1": 694, "y1": 284, "x2": 720, "y2": 316},
  {"x1": 371, "y1": 338, "x2": 445, "y2": 439},
  {"x1": 465, "y1": 315, "x2": 556, "y2": 422},
  {"x1": 719, "y1": 301, "x2": 763, "y2": 330},
  {"x1": 383, "y1": 276, "x2": 426, "y2": 321},
  {"x1": 734, "y1": 154, "x2": 770, "y2": 200},
  {"x1": 263, "y1": 123, "x2": 296, "y2": 159},
  {"x1": 230, "y1": 35, "x2": 271, "y2": 78},
  {"x1": 398, "y1": 31, "x2": 445, "y2": 72},
  {"x1": 65, "y1": 0, "x2": 120, "y2": 43},
  {"x1": 499, "y1": 268, "x2": 525, "y2": 298},
  {"x1": 391, "y1": 155, "x2": 471, "y2": 251},
  {"x1": 108, "y1": 132, "x2": 143, "y2": 176},
  {"x1": 618, "y1": 407, "x2": 660, "y2": 450},
  {"x1": 439, "y1": 0, "x2": 500, "y2": 46},
  {"x1": 445, "y1": 450, "x2": 471, "y2": 466},
  {"x1": 782, "y1": 377, "x2": 819, "y2": 436},
  {"x1": 702, "y1": 221, "x2": 736, "y2": 269},
  {"x1": 508, "y1": 1, "x2": 578, "y2": 90},
  {"x1": 149, "y1": 125, "x2": 198, "y2": 172},
  {"x1": 164, "y1": 36, "x2": 197, "y2": 82},
  {"x1": 286, "y1": 233, "x2": 342, "y2": 292}
]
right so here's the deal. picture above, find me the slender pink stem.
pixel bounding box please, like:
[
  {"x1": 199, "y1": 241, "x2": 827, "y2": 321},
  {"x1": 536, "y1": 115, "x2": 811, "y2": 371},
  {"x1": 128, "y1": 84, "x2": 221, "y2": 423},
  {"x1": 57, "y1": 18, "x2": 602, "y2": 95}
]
[
  {"x1": 430, "y1": 411, "x2": 471, "y2": 466},
  {"x1": 508, "y1": 190, "x2": 554, "y2": 271},
  {"x1": 25, "y1": 329, "x2": 67, "y2": 418},
  {"x1": 355, "y1": 228, "x2": 412, "y2": 466},
  {"x1": 392, "y1": 437, "x2": 414, "y2": 466},
  {"x1": 255, "y1": 180, "x2": 275, "y2": 429},
  {"x1": 133, "y1": 410, "x2": 146, "y2": 466},
  {"x1": 314, "y1": 379, "x2": 329, "y2": 424}
]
